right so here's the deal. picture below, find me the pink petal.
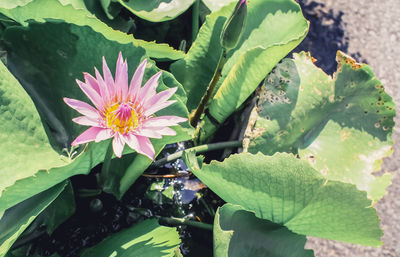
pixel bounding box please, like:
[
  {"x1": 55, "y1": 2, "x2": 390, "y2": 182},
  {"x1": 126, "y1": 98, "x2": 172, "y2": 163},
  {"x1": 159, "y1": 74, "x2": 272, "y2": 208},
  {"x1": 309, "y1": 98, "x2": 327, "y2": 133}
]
[
  {"x1": 115, "y1": 52, "x2": 128, "y2": 100},
  {"x1": 136, "y1": 126, "x2": 176, "y2": 137},
  {"x1": 72, "y1": 116, "x2": 101, "y2": 127},
  {"x1": 71, "y1": 127, "x2": 103, "y2": 146},
  {"x1": 138, "y1": 71, "x2": 162, "y2": 102},
  {"x1": 101, "y1": 57, "x2": 114, "y2": 98},
  {"x1": 123, "y1": 134, "x2": 140, "y2": 152},
  {"x1": 136, "y1": 135, "x2": 155, "y2": 160},
  {"x1": 95, "y1": 67, "x2": 111, "y2": 103},
  {"x1": 76, "y1": 79, "x2": 103, "y2": 110},
  {"x1": 63, "y1": 97, "x2": 101, "y2": 119},
  {"x1": 143, "y1": 100, "x2": 176, "y2": 116},
  {"x1": 143, "y1": 87, "x2": 177, "y2": 110},
  {"x1": 124, "y1": 134, "x2": 154, "y2": 160},
  {"x1": 102, "y1": 57, "x2": 114, "y2": 88},
  {"x1": 95, "y1": 129, "x2": 113, "y2": 142},
  {"x1": 142, "y1": 116, "x2": 187, "y2": 128},
  {"x1": 150, "y1": 126, "x2": 177, "y2": 136},
  {"x1": 128, "y1": 59, "x2": 147, "y2": 100},
  {"x1": 112, "y1": 133, "x2": 125, "y2": 158},
  {"x1": 83, "y1": 72, "x2": 100, "y2": 94},
  {"x1": 134, "y1": 128, "x2": 163, "y2": 139}
]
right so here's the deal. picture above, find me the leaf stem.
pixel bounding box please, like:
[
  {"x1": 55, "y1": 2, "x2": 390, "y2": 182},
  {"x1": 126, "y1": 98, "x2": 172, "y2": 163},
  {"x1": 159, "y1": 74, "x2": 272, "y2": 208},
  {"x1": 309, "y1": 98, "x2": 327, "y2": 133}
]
[
  {"x1": 191, "y1": 0, "x2": 200, "y2": 42},
  {"x1": 99, "y1": 140, "x2": 114, "y2": 187},
  {"x1": 158, "y1": 216, "x2": 213, "y2": 230},
  {"x1": 189, "y1": 50, "x2": 227, "y2": 127},
  {"x1": 151, "y1": 140, "x2": 242, "y2": 168}
]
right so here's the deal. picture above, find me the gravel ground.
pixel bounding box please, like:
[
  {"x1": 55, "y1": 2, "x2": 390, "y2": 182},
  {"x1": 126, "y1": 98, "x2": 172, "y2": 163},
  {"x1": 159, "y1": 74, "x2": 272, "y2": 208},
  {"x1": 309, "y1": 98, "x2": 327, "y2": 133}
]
[{"x1": 303, "y1": 0, "x2": 400, "y2": 256}]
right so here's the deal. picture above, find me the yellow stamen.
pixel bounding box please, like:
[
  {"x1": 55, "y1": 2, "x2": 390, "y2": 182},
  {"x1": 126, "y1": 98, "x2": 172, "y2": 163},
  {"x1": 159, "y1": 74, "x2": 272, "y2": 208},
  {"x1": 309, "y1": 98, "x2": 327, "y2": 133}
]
[{"x1": 105, "y1": 102, "x2": 140, "y2": 134}]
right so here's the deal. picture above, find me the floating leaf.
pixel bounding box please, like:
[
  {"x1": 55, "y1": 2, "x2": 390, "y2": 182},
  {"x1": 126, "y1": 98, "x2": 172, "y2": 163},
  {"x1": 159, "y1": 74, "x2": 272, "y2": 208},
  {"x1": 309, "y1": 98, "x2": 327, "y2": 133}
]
[
  {"x1": 188, "y1": 152, "x2": 382, "y2": 246},
  {"x1": 80, "y1": 219, "x2": 180, "y2": 257},
  {"x1": 0, "y1": 60, "x2": 67, "y2": 209},
  {"x1": 202, "y1": 0, "x2": 236, "y2": 12},
  {"x1": 0, "y1": 181, "x2": 68, "y2": 257},
  {"x1": 171, "y1": 0, "x2": 308, "y2": 140},
  {"x1": 0, "y1": 0, "x2": 33, "y2": 9},
  {"x1": 245, "y1": 51, "x2": 395, "y2": 202},
  {"x1": 0, "y1": 0, "x2": 184, "y2": 60},
  {"x1": 116, "y1": 0, "x2": 195, "y2": 22},
  {"x1": 214, "y1": 203, "x2": 314, "y2": 257}
]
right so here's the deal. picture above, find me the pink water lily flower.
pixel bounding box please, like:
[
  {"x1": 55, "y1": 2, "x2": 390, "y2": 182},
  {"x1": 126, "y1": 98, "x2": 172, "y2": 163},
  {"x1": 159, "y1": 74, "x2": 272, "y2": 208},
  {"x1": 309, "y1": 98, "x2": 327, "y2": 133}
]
[{"x1": 64, "y1": 52, "x2": 187, "y2": 159}]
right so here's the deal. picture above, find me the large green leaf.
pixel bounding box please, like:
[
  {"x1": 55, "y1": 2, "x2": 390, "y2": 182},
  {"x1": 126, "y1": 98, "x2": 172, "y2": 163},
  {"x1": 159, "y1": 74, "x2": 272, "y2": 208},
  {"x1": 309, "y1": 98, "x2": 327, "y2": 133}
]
[
  {"x1": 0, "y1": 60, "x2": 67, "y2": 205},
  {"x1": 0, "y1": 181, "x2": 68, "y2": 257},
  {"x1": 0, "y1": 0, "x2": 184, "y2": 60},
  {"x1": 245, "y1": 52, "x2": 395, "y2": 202},
  {"x1": 214, "y1": 203, "x2": 314, "y2": 257},
  {"x1": 202, "y1": 0, "x2": 236, "y2": 12},
  {"x1": 116, "y1": 0, "x2": 195, "y2": 22},
  {"x1": 0, "y1": 0, "x2": 33, "y2": 9},
  {"x1": 187, "y1": 152, "x2": 382, "y2": 246},
  {"x1": 81, "y1": 219, "x2": 180, "y2": 257},
  {"x1": 171, "y1": 0, "x2": 308, "y2": 140},
  {"x1": 0, "y1": 21, "x2": 192, "y2": 210},
  {"x1": 0, "y1": 141, "x2": 107, "y2": 213}
]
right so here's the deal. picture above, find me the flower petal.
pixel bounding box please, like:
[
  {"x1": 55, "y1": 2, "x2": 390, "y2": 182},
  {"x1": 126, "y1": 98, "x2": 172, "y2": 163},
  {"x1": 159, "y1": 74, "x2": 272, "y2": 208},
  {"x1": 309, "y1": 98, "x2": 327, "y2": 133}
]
[
  {"x1": 128, "y1": 59, "x2": 147, "y2": 100},
  {"x1": 101, "y1": 57, "x2": 114, "y2": 98},
  {"x1": 150, "y1": 126, "x2": 176, "y2": 136},
  {"x1": 142, "y1": 116, "x2": 187, "y2": 128},
  {"x1": 143, "y1": 87, "x2": 177, "y2": 110},
  {"x1": 72, "y1": 116, "x2": 101, "y2": 127},
  {"x1": 95, "y1": 67, "x2": 111, "y2": 103},
  {"x1": 138, "y1": 71, "x2": 162, "y2": 102},
  {"x1": 123, "y1": 133, "x2": 140, "y2": 151},
  {"x1": 95, "y1": 128, "x2": 113, "y2": 142},
  {"x1": 71, "y1": 127, "x2": 103, "y2": 146},
  {"x1": 75, "y1": 79, "x2": 103, "y2": 110},
  {"x1": 124, "y1": 134, "x2": 154, "y2": 160},
  {"x1": 138, "y1": 126, "x2": 177, "y2": 137},
  {"x1": 115, "y1": 52, "x2": 128, "y2": 100},
  {"x1": 112, "y1": 133, "x2": 125, "y2": 158},
  {"x1": 102, "y1": 57, "x2": 114, "y2": 89},
  {"x1": 63, "y1": 97, "x2": 101, "y2": 119},
  {"x1": 136, "y1": 135, "x2": 155, "y2": 160},
  {"x1": 83, "y1": 72, "x2": 100, "y2": 94},
  {"x1": 143, "y1": 100, "x2": 176, "y2": 116},
  {"x1": 134, "y1": 128, "x2": 163, "y2": 139}
]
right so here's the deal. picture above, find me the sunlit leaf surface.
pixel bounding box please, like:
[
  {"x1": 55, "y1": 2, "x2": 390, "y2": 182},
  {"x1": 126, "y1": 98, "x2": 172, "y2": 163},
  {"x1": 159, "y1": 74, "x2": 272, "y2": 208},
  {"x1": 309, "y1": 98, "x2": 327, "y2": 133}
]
[{"x1": 245, "y1": 52, "x2": 395, "y2": 202}]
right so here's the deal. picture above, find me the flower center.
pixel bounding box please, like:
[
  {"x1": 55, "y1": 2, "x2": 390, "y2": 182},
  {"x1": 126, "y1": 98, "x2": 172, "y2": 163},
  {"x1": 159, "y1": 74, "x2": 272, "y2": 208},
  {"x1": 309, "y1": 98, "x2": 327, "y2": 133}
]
[{"x1": 105, "y1": 102, "x2": 141, "y2": 134}]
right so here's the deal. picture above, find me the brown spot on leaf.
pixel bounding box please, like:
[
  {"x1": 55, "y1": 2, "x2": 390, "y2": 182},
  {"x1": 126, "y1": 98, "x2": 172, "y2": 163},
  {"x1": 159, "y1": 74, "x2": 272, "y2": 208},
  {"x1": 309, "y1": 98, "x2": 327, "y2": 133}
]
[
  {"x1": 311, "y1": 56, "x2": 317, "y2": 63},
  {"x1": 336, "y1": 51, "x2": 363, "y2": 70},
  {"x1": 340, "y1": 130, "x2": 351, "y2": 141}
]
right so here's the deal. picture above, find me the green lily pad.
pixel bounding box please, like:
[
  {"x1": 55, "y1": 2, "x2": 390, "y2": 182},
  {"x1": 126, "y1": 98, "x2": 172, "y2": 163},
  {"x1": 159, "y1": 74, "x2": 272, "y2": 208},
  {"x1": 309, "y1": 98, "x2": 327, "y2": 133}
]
[
  {"x1": 0, "y1": 59, "x2": 67, "y2": 209},
  {"x1": 171, "y1": 0, "x2": 308, "y2": 141},
  {"x1": 0, "y1": 0, "x2": 33, "y2": 9},
  {"x1": 0, "y1": 181, "x2": 68, "y2": 257},
  {"x1": 116, "y1": 0, "x2": 195, "y2": 22},
  {"x1": 214, "y1": 203, "x2": 314, "y2": 257},
  {"x1": 202, "y1": 0, "x2": 236, "y2": 12},
  {"x1": 81, "y1": 219, "x2": 180, "y2": 257},
  {"x1": 187, "y1": 152, "x2": 382, "y2": 246},
  {"x1": 0, "y1": 0, "x2": 184, "y2": 60},
  {"x1": 245, "y1": 51, "x2": 395, "y2": 202}
]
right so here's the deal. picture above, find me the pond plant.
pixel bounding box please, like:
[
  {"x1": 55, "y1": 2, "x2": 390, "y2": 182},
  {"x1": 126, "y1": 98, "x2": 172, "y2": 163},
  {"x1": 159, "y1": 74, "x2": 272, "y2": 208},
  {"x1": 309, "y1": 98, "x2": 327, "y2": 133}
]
[{"x1": 0, "y1": 0, "x2": 395, "y2": 256}]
